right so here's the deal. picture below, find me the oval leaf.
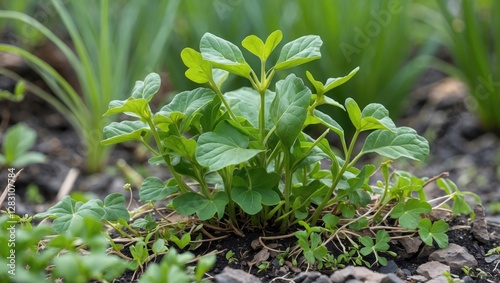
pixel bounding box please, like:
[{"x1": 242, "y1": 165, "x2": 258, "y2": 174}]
[
  {"x1": 200, "y1": 32, "x2": 251, "y2": 79},
  {"x1": 102, "y1": 120, "x2": 149, "y2": 146},
  {"x1": 196, "y1": 122, "x2": 263, "y2": 171},
  {"x1": 361, "y1": 127, "x2": 430, "y2": 161},
  {"x1": 275, "y1": 35, "x2": 322, "y2": 70},
  {"x1": 271, "y1": 74, "x2": 312, "y2": 146}
]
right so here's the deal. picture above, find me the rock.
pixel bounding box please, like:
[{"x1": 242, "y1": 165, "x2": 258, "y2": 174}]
[
  {"x1": 381, "y1": 273, "x2": 405, "y2": 283},
  {"x1": 426, "y1": 275, "x2": 449, "y2": 283},
  {"x1": 293, "y1": 271, "x2": 330, "y2": 283},
  {"x1": 345, "y1": 280, "x2": 363, "y2": 283},
  {"x1": 472, "y1": 204, "x2": 490, "y2": 244},
  {"x1": 429, "y1": 243, "x2": 478, "y2": 272},
  {"x1": 485, "y1": 254, "x2": 500, "y2": 263},
  {"x1": 398, "y1": 237, "x2": 422, "y2": 255},
  {"x1": 462, "y1": 276, "x2": 475, "y2": 283},
  {"x1": 417, "y1": 245, "x2": 437, "y2": 259},
  {"x1": 330, "y1": 266, "x2": 386, "y2": 283},
  {"x1": 378, "y1": 260, "x2": 398, "y2": 274},
  {"x1": 407, "y1": 275, "x2": 428, "y2": 282},
  {"x1": 416, "y1": 261, "x2": 450, "y2": 279},
  {"x1": 214, "y1": 267, "x2": 262, "y2": 283}
]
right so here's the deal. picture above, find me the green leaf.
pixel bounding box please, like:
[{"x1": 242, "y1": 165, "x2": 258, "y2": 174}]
[
  {"x1": 310, "y1": 109, "x2": 344, "y2": 140},
  {"x1": 103, "y1": 193, "x2": 130, "y2": 222},
  {"x1": 103, "y1": 98, "x2": 150, "y2": 119},
  {"x1": 200, "y1": 32, "x2": 251, "y2": 79},
  {"x1": 359, "y1": 230, "x2": 390, "y2": 256},
  {"x1": 242, "y1": 35, "x2": 265, "y2": 59},
  {"x1": 232, "y1": 168, "x2": 281, "y2": 215},
  {"x1": 152, "y1": 239, "x2": 168, "y2": 255},
  {"x1": 181, "y1": 47, "x2": 213, "y2": 84},
  {"x1": 359, "y1": 103, "x2": 396, "y2": 132},
  {"x1": 173, "y1": 192, "x2": 228, "y2": 220},
  {"x1": 133, "y1": 73, "x2": 161, "y2": 102},
  {"x1": 140, "y1": 176, "x2": 178, "y2": 202},
  {"x1": 11, "y1": 152, "x2": 47, "y2": 167},
  {"x1": 101, "y1": 120, "x2": 149, "y2": 146},
  {"x1": 224, "y1": 87, "x2": 275, "y2": 129},
  {"x1": 418, "y1": 219, "x2": 449, "y2": 248},
  {"x1": 390, "y1": 198, "x2": 431, "y2": 229},
  {"x1": 170, "y1": 233, "x2": 191, "y2": 249},
  {"x1": 196, "y1": 122, "x2": 263, "y2": 171},
  {"x1": 275, "y1": 35, "x2": 322, "y2": 70},
  {"x1": 34, "y1": 196, "x2": 105, "y2": 233},
  {"x1": 264, "y1": 30, "x2": 283, "y2": 60},
  {"x1": 155, "y1": 88, "x2": 215, "y2": 127},
  {"x1": 163, "y1": 136, "x2": 197, "y2": 160},
  {"x1": 306, "y1": 67, "x2": 359, "y2": 96},
  {"x1": 345, "y1": 98, "x2": 362, "y2": 129},
  {"x1": 271, "y1": 74, "x2": 312, "y2": 146},
  {"x1": 361, "y1": 127, "x2": 430, "y2": 160},
  {"x1": 2, "y1": 123, "x2": 46, "y2": 165},
  {"x1": 323, "y1": 67, "x2": 360, "y2": 93}
]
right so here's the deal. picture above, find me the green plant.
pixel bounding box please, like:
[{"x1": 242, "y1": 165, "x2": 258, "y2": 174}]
[
  {"x1": 103, "y1": 30, "x2": 433, "y2": 231},
  {"x1": 225, "y1": 250, "x2": 238, "y2": 264},
  {"x1": 0, "y1": 0, "x2": 180, "y2": 172},
  {"x1": 97, "y1": 31, "x2": 485, "y2": 272},
  {"x1": 0, "y1": 214, "x2": 129, "y2": 283},
  {"x1": 139, "y1": 249, "x2": 215, "y2": 283},
  {"x1": 0, "y1": 123, "x2": 46, "y2": 167},
  {"x1": 427, "y1": 0, "x2": 500, "y2": 131},
  {"x1": 462, "y1": 266, "x2": 489, "y2": 279},
  {"x1": 167, "y1": 1, "x2": 433, "y2": 131}
]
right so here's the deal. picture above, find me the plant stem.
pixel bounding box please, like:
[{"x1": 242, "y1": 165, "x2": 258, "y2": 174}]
[
  {"x1": 281, "y1": 148, "x2": 293, "y2": 230},
  {"x1": 220, "y1": 168, "x2": 237, "y2": 224},
  {"x1": 310, "y1": 129, "x2": 361, "y2": 224},
  {"x1": 145, "y1": 118, "x2": 191, "y2": 193}
]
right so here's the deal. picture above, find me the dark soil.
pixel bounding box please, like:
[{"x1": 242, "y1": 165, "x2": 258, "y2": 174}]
[{"x1": 1, "y1": 52, "x2": 500, "y2": 282}]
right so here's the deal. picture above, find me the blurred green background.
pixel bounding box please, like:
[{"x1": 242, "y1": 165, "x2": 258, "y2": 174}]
[{"x1": 1, "y1": 0, "x2": 499, "y2": 171}]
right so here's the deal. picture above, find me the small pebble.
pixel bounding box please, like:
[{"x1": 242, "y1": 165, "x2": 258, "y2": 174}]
[{"x1": 485, "y1": 254, "x2": 500, "y2": 263}]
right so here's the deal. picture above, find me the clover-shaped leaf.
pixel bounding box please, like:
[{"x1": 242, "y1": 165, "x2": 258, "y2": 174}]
[
  {"x1": 391, "y1": 198, "x2": 432, "y2": 229},
  {"x1": 418, "y1": 218, "x2": 449, "y2": 248}
]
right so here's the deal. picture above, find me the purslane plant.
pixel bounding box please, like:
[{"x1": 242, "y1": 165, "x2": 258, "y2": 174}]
[{"x1": 101, "y1": 30, "x2": 431, "y2": 231}]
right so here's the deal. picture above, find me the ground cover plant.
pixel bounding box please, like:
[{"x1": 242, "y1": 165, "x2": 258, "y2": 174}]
[{"x1": 2, "y1": 31, "x2": 484, "y2": 282}]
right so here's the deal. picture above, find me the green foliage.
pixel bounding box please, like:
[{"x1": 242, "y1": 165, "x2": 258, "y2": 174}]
[
  {"x1": 103, "y1": 31, "x2": 431, "y2": 233},
  {"x1": 35, "y1": 194, "x2": 129, "y2": 233},
  {"x1": 359, "y1": 230, "x2": 392, "y2": 266},
  {"x1": 0, "y1": 123, "x2": 46, "y2": 167},
  {"x1": 139, "y1": 249, "x2": 215, "y2": 283},
  {"x1": 0, "y1": 0, "x2": 180, "y2": 172},
  {"x1": 0, "y1": 215, "x2": 129, "y2": 283},
  {"x1": 390, "y1": 198, "x2": 432, "y2": 229},
  {"x1": 167, "y1": 1, "x2": 431, "y2": 131},
  {"x1": 417, "y1": 218, "x2": 449, "y2": 249},
  {"x1": 429, "y1": 0, "x2": 500, "y2": 131}
]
